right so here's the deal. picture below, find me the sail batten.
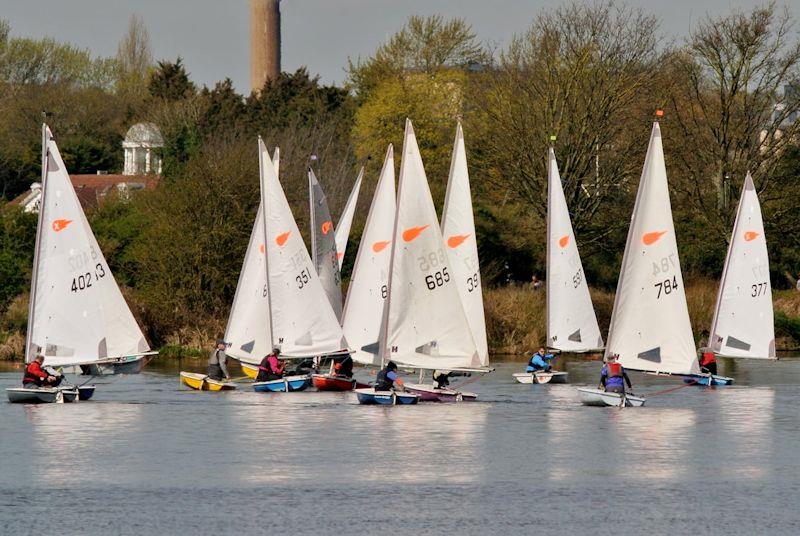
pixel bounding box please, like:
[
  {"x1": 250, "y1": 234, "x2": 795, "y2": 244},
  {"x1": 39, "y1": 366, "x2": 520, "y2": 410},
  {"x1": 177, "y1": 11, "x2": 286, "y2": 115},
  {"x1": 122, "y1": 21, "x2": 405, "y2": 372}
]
[
  {"x1": 708, "y1": 173, "x2": 775, "y2": 359},
  {"x1": 546, "y1": 148, "x2": 603, "y2": 352},
  {"x1": 604, "y1": 122, "x2": 699, "y2": 376}
]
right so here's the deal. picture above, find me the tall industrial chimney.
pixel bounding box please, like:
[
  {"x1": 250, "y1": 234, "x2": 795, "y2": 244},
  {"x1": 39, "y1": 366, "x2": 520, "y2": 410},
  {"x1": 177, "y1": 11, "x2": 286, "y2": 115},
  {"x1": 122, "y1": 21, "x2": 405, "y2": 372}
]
[{"x1": 250, "y1": 0, "x2": 281, "y2": 92}]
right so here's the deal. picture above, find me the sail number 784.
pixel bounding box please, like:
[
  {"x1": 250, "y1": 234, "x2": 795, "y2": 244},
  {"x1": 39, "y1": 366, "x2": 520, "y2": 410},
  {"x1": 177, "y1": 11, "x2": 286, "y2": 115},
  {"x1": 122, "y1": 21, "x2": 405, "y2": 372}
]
[{"x1": 654, "y1": 276, "x2": 678, "y2": 299}]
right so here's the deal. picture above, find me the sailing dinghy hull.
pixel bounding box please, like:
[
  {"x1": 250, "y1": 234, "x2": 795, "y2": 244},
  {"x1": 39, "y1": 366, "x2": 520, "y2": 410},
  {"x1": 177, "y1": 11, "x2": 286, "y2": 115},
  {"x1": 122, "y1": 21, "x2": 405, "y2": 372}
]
[
  {"x1": 683, "y1": 374, "x2": 734, "y2": 386},
  {"x1": 311, "y1": 374, "x2": 368, "y2": 391},
  {"x1": 253, "y1": 375, "x2": 311, "y2": 393},
  {"x1": 513, "y1": 372, "x2": 569, "y2": 384},
  {"x1": 61, "y1": 355, "x2": 146, "y2": 376},
  {"x1": 403, "y1": 383, "x2": 477, "y2": 402},
  {"x1": 77, "y1": 385, "x2": 96, "y2": 400},
  {"x1": 355, "y1": 388, "x2": 419, "y2": 405},
  {"x1": 180, "y1": 372, "x2": 237, "y2": 391},
  {"x1": 577, "y1": 388, "x2": 645, "y2": 407},
  {"x1": 6, "y1": 387, "x2": 79, "y2": 404},
  {"x1": 240, "y1": 362, "x2": 259, "y2": 379}
]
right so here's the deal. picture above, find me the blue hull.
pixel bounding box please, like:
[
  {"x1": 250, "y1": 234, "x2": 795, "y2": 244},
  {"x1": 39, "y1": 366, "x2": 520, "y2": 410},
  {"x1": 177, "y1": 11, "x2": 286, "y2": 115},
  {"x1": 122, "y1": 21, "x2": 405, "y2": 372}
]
[
  {"x1": 684, "y1": 374, "x2": 734, "y2": 386},
  {"x1": 355, "y1": 389, "x2": 419, "y2": 405},
  {"x1": 77, "y1": 386, "x2": 95, "y2": 400},
  {"x1": 253, "y1": 376, "x2": 311, "y2": 393}
]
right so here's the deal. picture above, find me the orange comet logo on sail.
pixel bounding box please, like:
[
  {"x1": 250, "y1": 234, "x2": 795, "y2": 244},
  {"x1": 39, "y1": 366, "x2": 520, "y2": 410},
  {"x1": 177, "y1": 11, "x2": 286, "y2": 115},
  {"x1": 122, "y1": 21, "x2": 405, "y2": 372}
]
[
  {"x1": 52, "y1": 219, "x2": 73, "y2": 232},
  {"x1": 321, "y1": 221, "x2": 333, "y2": 235},
  {"x1": 372, "y1": 240, "x2": 391, "y2": 253},
  {"x1": 447, "y1": 234, "x2": 470, "y2": 249},
  {"x1": 642, "y1": 231, "x2": 667, "y2": 245},
  {"x1": 402, "y1": 225, "x2": 429, "y2": 242},
  {"x1": 558, "y1": 235, "x2": 570, "y2": 248},
  {"x1": 275, "y1": 231, "x2": 291, "y2": 246},
  {"x1": 744, "y1": 231, "x2": 759, "y2": 242},
  {"x1": 259, "y1": 244, "x2": 265, "y2": 254},
  {"x1": 336, "y1": 252, "x2": 344, "y2": 259}
]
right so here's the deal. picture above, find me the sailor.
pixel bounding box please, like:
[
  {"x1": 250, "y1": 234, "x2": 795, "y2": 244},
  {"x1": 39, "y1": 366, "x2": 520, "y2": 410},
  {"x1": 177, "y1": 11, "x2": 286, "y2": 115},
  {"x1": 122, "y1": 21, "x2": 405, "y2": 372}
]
[
  {"x1": 699, "y1": 351, "x2": 718, "y2": 376},
  {"x1": 600, "y1": 354, "x2": 632, "y2": 394},
  {"x1": 333, "y1": 354, "x2": 354, "y2": 378},
  {"x1": 256, "y1": 347, "x2": 285, "y2": 382},
  {"x1": 433, "y1": 370, "x2": 452, "y2": 389},
  {"x1": 526, "y1": 347, "x2": 554, "y2": 373},
  {"x1": 208, "y1": 340, "x2": 230, "y2": 381},
  {"x1": 374, "y1": 361, "x2": 402, "y2": 391},
  {"x1": 22, "y1": 355, "x2": 62, "y2": 388}
]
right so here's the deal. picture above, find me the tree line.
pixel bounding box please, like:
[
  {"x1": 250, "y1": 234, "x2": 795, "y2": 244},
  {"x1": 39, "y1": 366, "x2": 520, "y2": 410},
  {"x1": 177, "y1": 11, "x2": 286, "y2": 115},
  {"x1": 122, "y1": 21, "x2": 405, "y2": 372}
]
[{"x1": 0, "y1": 2, "x2": 798, "y2": 353}]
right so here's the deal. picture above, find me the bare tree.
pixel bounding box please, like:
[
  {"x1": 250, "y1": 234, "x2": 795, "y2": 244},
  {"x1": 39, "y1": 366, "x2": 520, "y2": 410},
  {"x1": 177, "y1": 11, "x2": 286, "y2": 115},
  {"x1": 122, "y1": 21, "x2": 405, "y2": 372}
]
[{"x1": 116, "y1": 14, "x2": 153, "y2": 93}]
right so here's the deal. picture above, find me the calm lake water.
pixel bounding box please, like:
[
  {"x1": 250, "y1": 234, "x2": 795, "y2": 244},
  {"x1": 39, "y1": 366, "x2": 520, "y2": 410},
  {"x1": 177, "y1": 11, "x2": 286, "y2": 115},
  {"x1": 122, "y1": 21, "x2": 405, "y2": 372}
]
[{"x1": 1, "y1": 355, "x2": 799, "y2": 535}]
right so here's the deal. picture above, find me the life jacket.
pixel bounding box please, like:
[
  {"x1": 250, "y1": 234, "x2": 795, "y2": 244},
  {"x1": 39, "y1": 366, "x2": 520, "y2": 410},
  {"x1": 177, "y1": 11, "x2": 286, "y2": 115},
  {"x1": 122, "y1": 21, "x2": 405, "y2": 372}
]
[
  {"x1": 375, "y1": 368, "x2": 394, "y2": 391},
  {"x1": 23, "y1": 362, "x2": 44, "y2": 386},
  {"x1": 700, "y1": 352, "x2": 717, "y2": 367},
  {"x1": 606, "y1": 362, "x2": 623, "y2": 378}
]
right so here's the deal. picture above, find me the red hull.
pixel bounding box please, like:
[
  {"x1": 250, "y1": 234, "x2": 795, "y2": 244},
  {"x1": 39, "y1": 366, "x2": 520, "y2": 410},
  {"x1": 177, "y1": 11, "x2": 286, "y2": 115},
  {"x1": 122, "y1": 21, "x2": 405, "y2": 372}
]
[{"x1": 312, "y1": 374, "x2": 367, "y2": 392}]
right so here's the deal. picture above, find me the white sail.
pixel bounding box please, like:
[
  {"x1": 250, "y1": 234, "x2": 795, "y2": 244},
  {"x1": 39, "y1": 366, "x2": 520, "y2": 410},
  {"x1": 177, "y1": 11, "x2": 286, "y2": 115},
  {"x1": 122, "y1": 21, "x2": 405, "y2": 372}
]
[
  {"x1": 272, "y1": 147, "x2": 280, "y2": 178},
  {"x1": 546, "y1": 148, "x2": 604, "y2": 352},
  {"x1": 440, "y1": 122, "x2": 489, "y2": 366},
  {"x1": 224, "y1": 148, "x2": 281, "y2": 364},
  {"x1": 334, "y1": 167, "x2": 363, "y2": 269},
  {"x1": 259, "y1": 139, "x2": 347, "y2": 357},
  {"x1": 342, "y1": 147, "x2": 395, "y2": 366},
  {"x1": 708, "y1": 173, "x2": 775, "y2": 358},
  {"x1": 27, "y1": 126, "x2": 150, "y2": 366},
  {"x1": 381, "y1": 120, "x2": 480, "y2": 370},
  {"x1": 308, "y1": 168, "x2": 343, "y2": 319},
  {"x1": 605, "y1": 122, "x2": 699, "y2": 375}
]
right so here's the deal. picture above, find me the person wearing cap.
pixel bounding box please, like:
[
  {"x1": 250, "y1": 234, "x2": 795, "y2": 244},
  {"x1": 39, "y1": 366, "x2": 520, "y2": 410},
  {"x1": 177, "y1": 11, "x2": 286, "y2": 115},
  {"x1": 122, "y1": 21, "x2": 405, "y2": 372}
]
[
  {"x1": 256, "y1": 347, "x2": 285, "y2": 382},
  {"x1": 599, "y1": 354, "x2": 632, "y2": 394},
  {"x1": 208, "y1": 340, "x2": 230, "y2": 381},
  {"x1": 374, "y1": 361, "x2": 403, "y2": 391}
]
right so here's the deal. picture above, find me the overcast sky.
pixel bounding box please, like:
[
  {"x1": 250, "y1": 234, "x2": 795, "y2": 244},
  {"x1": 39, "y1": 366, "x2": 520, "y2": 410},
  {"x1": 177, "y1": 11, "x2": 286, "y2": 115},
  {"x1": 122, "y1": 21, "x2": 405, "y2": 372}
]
[{"x1": 2, "y1": 0, "x2": 796, "y2": 92}]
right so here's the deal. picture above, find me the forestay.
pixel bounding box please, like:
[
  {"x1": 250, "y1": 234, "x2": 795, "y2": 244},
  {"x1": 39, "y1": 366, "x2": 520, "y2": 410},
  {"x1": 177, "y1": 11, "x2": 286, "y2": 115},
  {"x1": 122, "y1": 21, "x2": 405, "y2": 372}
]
[
  {"x1": 546, "y1": 148, "x2": 603, "y2": 352},
  {"x1": 381, "y1": 120, "x2": 480, "y2": 370},
  {"x1": 259, "y1": 139, "x2": 347, "y2": 357},
  {"x1": 342, "y1": 147, "x2": 395, "y2": 366},
  {"x1": 309, "y1": 168, "x2": 343, "y2": 319},
  {"x1": 441, "y1": 122, "x2": 489, "y2": 366},
  {"x1": 27, "y1": 126, "x2": 150, "y2": 366},
  {"x1": 224, "y1": 148, "x2": 281, "y2": 364},
  {"x1": 709, "y1": 173, "x2": 775, "y2": 358},
  {"x1": 334, "y1": 168, "x2": 363, "y2": 269},
  {"x1": 604, "y1": 122, "x2": 699, "y2": 375}
]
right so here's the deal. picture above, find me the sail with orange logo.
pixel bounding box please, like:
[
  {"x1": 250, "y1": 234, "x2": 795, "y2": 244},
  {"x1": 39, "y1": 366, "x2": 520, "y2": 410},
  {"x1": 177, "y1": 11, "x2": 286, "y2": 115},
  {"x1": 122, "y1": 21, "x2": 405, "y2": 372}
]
[
  {"x1": 26, "y1": 125, "x2": 151, "y2": 367},
  {"x1": 258, "y1": 139, "x2": 347, "y2": 357},
  {"x1": 342, "y1": 146, "x2": 396, "y2": 366},
  {"x1": 381, "y1": 120, "x2": 481, "y2": 370},
  {"x1": 334, "y1": 167, "x2": 363, "y2": 270},
  {"x1": 308, "y1": 168, "x2": 343, "y2": 319},
  {"x1": 224, "y1": 148, "x2": 281, "y2": 365},
  {"x1": 440, "y1": 122, "x2": 489, "y2": 366},
  {"x1": 546, "y1": 148, "x2": 603, "y2": 353},
  {"x1": 604, "y1": 122, "x2": 699, "y2": 375},
  {"x1": 708, "y1": 173, "x2": 775, "y2": 359}
]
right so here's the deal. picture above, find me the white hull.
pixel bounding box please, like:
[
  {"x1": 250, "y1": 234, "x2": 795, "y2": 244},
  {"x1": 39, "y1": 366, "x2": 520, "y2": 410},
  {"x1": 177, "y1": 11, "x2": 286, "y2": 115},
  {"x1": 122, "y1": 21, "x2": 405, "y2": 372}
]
[
  {"x1": 6, "y1": 387, "x2": 78, "y2": 404},
  {"x1": 59, "y1": 355, "x2": 146, "y2": 376},
  {"x1": 403, "y1": 383, "x2": 478, "y2": 402},
  {"x1": 513, "y1": 371, "x2": 569, "y2": 384},
  {"x1": 577, "y1": 387, "x2": 645, "y2": 407}
]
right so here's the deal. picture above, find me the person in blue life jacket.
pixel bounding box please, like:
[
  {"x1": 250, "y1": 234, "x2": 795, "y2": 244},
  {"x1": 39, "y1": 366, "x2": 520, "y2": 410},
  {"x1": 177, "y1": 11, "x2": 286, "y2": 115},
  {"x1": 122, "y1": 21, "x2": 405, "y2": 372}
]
[
  {"x1": 527, "y1": 347, "x2": 554, "y2": 373},
  {"x1": 375, "y1": 361, "x2": 403, "y2": 391},
  {"x1": 600, "y1": 354, "x2": 632, "y2": 394}
]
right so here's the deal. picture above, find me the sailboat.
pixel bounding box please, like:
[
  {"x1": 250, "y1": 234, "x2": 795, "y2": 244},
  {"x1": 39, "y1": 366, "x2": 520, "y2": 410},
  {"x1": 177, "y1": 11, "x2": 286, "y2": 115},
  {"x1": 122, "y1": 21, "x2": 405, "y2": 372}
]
[
  {"x1": 223, "y1": 138, "x2": 349, "y2": 393},
  {"x1": 7, "y1": 125, "x2": 154, "y2": 403},
  {"x1": 698, "y1": 173, "x2": 775, "y2": 385},
  {"x1": 309, "y1": 168, "x2": 343, "y2": 319},
  {"x1": 334, "y1": 168, "x2": 363, "y2": 269},
  {"x1": 325, "y1": 147, "x2": 397, "y2": 392},
  {"x1": 515, "y1": 147, "x2": 604, "y2": 385},
  {"x1": 578, "y1": 119, "x2": 696, "y2": 407},
  {"x1": 356, "y1": 120, "x2": 486, "y2": 405}
]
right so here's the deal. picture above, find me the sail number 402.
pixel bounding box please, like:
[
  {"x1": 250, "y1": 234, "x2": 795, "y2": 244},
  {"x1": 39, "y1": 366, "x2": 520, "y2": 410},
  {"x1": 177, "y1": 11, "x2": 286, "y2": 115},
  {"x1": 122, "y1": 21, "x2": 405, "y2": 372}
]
[
  {"x1": 70, "y1": 263, "x2": 106, "y2": 293},
  {"x1": 654, "y1": 276, "x2": 678, "y2": 299}
]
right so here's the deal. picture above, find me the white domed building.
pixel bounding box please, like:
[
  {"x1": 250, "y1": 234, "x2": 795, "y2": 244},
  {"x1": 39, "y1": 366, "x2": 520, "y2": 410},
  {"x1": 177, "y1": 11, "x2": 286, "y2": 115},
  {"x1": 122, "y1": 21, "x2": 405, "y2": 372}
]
[{"x1": 123, "y1": 122, "x2": 163, "y2": 175}]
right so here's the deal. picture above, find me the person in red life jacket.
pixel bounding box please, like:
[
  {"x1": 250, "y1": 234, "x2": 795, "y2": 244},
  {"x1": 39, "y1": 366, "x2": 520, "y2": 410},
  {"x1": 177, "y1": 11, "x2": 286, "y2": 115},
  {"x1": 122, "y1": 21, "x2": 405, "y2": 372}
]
[
  {"x1": 699, "y1": 351, "x2": 718, "y2": 376},
  {"x1": 600, "y1": 354, "x2": 632, "y2": 394},
  {"x1": 256, "y1": 347, "x2": 286, "y2": 382},
  {"x1": 23, "y1": 355, "x2": 62, "y2": 389}
]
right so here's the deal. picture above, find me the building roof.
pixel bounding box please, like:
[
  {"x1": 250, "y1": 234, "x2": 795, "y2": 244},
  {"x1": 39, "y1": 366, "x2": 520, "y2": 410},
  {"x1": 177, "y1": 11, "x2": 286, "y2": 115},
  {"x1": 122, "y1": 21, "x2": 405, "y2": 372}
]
[
  {"x1": 123, "y1": 122, "x2": 164, "y2": 147},
  {"x1": 8, "y1": 174, "x2": 160, "y2": 211}
]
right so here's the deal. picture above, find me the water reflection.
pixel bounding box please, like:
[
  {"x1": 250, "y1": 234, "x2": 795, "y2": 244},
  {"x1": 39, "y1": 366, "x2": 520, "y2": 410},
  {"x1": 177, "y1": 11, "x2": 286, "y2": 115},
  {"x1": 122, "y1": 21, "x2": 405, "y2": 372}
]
[{"x1": 717, "y1": 387, "x2": 774, "y2": 478}]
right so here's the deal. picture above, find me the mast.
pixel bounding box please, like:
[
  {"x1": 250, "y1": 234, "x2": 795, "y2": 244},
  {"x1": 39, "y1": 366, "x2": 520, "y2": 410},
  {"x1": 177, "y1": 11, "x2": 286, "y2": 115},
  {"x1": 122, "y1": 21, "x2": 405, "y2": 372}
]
[
  {"x1": 25, "y1": 124, "x2": 49, "y2": 363},
  {"x1": 545, "y1": 140, "x2": 555, "y2": 348},
  {"x1": 258, "y1": 138, "x2": 275, "y2": 349},
  {"x1": 308, "y1": 167, "x2": 317, "y2": 268}
]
